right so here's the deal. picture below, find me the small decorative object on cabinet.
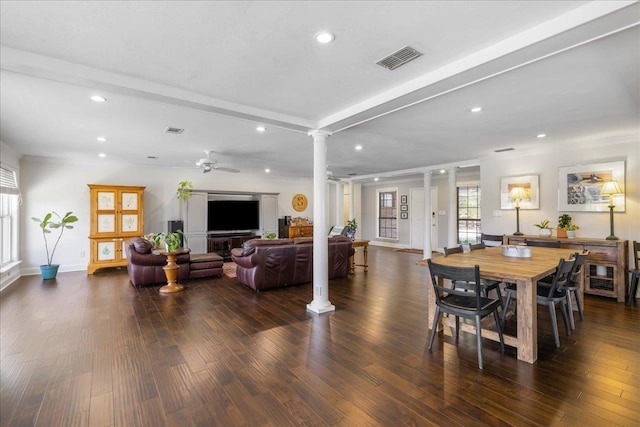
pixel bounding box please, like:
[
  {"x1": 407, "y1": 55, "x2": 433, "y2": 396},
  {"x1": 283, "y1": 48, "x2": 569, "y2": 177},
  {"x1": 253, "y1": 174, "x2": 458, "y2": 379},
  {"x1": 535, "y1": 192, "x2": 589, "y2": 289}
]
[
  {"x1": 557, "y1": 214, "x2": 579, "y2": 238},
  {"x1": 32, "y1": 211, "x2": 79, "y2": 279},
  {"x1": 533, "y1": 219, "x2": 552, "y2": 237},
  {"x1": 88, "y1": 184, "x2": 145, "y2": 274}
]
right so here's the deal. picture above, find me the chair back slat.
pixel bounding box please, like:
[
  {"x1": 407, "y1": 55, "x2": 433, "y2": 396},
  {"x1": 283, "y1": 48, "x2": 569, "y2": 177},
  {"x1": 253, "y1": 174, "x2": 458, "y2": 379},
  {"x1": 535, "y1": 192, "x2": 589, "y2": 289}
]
[
  {"x1": 443, "y1": 246, "x2": 463, "y2": 256},
  {"x1": 481, "y1": 233, "x2": 503, "y2": 247},
  {"x1": 469, "y1": 243, "x2": 486, "y2": 251},
  {"x1": 569, "y1": 251, "x2": 588, "y2": 286},
  {"x1": 634, "y1": 241, "x2": 640, "y2": 271}
]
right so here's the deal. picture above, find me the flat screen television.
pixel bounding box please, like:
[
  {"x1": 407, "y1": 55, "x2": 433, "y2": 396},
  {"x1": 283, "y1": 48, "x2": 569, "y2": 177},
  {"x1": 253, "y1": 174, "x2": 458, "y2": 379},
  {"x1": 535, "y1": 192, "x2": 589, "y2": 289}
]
[{"x1": 208, "y1": 200, "x2": 259, "y2": 231}]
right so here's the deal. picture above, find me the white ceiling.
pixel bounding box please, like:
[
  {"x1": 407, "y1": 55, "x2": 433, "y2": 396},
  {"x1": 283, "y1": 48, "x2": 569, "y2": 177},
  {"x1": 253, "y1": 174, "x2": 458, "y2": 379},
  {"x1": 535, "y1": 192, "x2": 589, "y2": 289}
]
[{"x1": 1, "y1": 1, "x2": 639, "y2": 180}]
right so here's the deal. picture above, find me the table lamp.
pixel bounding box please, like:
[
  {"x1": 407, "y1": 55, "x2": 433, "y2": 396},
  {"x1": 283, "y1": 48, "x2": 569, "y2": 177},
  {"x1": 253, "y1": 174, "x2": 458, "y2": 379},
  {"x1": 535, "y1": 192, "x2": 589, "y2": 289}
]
[
  {"x1": 509, "y1": 187, "x2": 529, "y2": 236},
  {"x1": 600, "y1": 180, "x2": 623, "y2": 240}
]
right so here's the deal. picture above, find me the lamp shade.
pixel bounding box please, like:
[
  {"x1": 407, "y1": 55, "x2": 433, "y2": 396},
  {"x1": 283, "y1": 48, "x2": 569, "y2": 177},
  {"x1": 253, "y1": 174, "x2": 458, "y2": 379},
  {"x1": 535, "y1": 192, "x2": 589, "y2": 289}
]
[
  {"x1": 509, "y1": 187, "x2": 528, "y2": 200},
  {"x1": 600, "y1": 180, "x2": 623, "y2": 196}
]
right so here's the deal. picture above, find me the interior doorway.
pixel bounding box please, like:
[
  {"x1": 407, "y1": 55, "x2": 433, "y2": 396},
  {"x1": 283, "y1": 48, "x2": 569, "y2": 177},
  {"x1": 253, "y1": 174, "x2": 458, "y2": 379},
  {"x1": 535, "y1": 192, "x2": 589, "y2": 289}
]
[{"x1": 410, "y1": 187, "x2": 437, "y2": 250}]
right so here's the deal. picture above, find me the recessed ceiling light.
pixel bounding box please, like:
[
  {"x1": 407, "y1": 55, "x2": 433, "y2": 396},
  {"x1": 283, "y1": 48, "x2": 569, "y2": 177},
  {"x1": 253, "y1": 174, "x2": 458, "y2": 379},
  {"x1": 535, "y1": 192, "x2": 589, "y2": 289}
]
[
  {"x1": 91, "y1": 95, "x2": 107, "y2": 103},
  {"x1": 256, "y1": 126, "x2": 266, "y2": 133},
  {"x1": 315, "y1": 31, "x2": 335, "y2": 44},
  {"x1": 98, "y1": 153, "x2": 106, "y2": 158},
  {"x1": 440, "y1": 169, "x2": 446, "y2": 174},
  {"x1": 470, "y1": 107, "x2": 482, "y2": 113},
  {"x1": 97, "y1": 137, "x2": 107, "y2": 142},
  {"x1": 537, "y1": 133, "x2": 546, "y2": 138},
  {"x1": 265, "y1": 168, "x2": 270, "y2": 173},
  {"x1": 355, "y1": 145, "x2": 363, "y2": 151},
  {"x1": 374, "y1": 177, "x2": 379, "y2": 182}
]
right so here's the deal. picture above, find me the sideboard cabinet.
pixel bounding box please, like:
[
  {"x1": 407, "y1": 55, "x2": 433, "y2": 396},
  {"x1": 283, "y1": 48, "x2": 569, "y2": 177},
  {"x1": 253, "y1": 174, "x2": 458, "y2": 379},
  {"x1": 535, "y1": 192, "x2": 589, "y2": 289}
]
[
  {"x1": 285, "y1": 225, "x2": 314, "y2": 238},
  {"x1": 87, "y1": 184, "x2": 145, "y2": 274},
  {"x1": 505, "y1": 235, "x2": 628, "y2": 302}
]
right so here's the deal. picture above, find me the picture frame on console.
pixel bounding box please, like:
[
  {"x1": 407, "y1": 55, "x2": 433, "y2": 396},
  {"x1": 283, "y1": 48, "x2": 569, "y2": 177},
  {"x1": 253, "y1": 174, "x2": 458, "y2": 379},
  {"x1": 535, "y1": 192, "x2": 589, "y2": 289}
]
[
  {"x1": 558, "y1": 161, "x2": 625, "y2": 212},
  {"x1": 500, "y1": 175, "x2": 540, "y2": 209}
]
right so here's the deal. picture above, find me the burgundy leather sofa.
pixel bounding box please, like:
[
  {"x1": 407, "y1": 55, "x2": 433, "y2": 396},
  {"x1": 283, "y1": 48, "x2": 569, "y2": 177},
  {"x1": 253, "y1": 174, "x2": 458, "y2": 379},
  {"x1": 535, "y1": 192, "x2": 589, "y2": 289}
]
[
  {"x1": 230, "y1": 236, "x2": 354, "y2": 291},
  {"x1": 126, "y1": 238, "x2": 223, "y2": 287}
]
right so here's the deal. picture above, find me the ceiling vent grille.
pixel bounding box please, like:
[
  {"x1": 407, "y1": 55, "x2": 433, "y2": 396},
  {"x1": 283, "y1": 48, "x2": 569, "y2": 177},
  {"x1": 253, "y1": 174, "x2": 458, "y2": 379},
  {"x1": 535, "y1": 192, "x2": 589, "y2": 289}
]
[
  {"x1": 164, "y1": 126, "x2": 184, "y2": 134},
  {"x1": 495, "y1": 147, "x2": 515, "y2": 153},
  {"x1": 376, "y1": 46, "x2": 423, "y2": 70}
]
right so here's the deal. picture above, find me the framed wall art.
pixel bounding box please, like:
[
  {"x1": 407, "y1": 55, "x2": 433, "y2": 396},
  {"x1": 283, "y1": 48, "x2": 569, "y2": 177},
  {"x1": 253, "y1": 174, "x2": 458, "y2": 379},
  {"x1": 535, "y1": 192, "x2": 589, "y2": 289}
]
[
  {"x1": 500, "y1": 175, "x2": 540, "y2": 209},
  {"x1": 400, "y1": 212, "x2": 408, "y2": 220},
  {"x1": 400, "y1": 195, "x2": 408, "y2": 204},
  {"x1": 558, "y1": 161, "x2": 625, "y2": 212},
  {"x1": 401, "y1": 204, "x2": 408, "y2": 212}
]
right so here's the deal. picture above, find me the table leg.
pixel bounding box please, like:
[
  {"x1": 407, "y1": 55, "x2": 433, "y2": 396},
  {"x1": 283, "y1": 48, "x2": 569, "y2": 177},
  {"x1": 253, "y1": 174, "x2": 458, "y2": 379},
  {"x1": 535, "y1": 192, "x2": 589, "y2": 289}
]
[
  {"x1": 159, "y1": 253, "x2": 184, "y2": 294},
  {"x1": 363, "y1": 244, "x2": 368, "y2": 272},
  {"x1": 516, "y1": 278, "x2": 537, "y2": 363}
]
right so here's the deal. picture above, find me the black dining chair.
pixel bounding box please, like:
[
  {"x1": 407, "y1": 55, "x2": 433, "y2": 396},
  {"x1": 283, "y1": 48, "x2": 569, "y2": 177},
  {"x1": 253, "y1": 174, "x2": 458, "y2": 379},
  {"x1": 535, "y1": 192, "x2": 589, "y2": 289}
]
[
  {"x1": 443, "y1": 245, "x2": 503, "y2": 310},
  {"x1": 481, "y1": 233, "x2": 503, "y2": 247},
  {"x1": 628, "y1": 241, "x2": 640, "y2": 305},
  {"x1": 524, "y1": 239, "x2": 561, "y2": 248},
  {"x1": 538, "y1": 251, "x2": 587, "y2": 330},
  {"x1": 502, "y1": 257, "x2": 575, "y2": 347},
  {"x1": 427, "y1": 259, "x2": 504, "y2": 369},
  {"x1": 469, "y1": 242, "x2": 486, "y2": 251}
]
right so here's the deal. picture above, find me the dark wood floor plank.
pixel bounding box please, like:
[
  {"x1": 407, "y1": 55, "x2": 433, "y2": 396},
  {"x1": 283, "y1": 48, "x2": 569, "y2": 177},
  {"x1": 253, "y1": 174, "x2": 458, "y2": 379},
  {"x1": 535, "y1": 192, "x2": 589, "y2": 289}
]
[{"x1": 1, "y1": 247, "x2": 639, "y2": 426}]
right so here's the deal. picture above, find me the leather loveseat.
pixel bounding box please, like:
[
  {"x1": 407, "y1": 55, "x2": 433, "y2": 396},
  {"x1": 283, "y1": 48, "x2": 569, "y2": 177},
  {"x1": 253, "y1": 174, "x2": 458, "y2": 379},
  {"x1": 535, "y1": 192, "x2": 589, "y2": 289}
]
[
  {"x1": 230, "y1": 236, "x2": 354, "y2": 291},
  {"x1": 126, "y1": 237, "x2": 224, "y2": 287}
]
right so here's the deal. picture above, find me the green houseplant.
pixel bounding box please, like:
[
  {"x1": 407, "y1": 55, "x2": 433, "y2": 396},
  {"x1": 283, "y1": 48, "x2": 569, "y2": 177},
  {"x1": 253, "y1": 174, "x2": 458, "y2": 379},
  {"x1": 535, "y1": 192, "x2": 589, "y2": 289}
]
[
  {"x1": 176, "y1": 180, "x2": 193, "y2": 201},
  {"x1": 533, "y1": 219, "x2": 552, "y2": 237},
  {"x1": 31, "y1": 211, "x2": 79, "y2": 279},
  {"x1": 153, "y1": 230, "x2": 185, "y2": 252},
  {"x1": 345, "y1": 218, "x2": 357, "y2": 240},
  {"x1": 557, "y1": 214, "x2": 578, "y2": 238}
]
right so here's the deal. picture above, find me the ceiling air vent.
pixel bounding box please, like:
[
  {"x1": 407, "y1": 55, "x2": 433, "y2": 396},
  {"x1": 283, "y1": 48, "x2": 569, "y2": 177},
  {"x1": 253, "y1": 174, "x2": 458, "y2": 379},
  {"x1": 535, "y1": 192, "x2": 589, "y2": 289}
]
[
  {"x1": 376, "y1": 46, "x2": 423, "y2": 70},
  {"x1": 495, "y1": 147, "x2": 515, "y2": 153},
  {"x1": 164, "y1": 126, "x2": 184, "y2": 134}
]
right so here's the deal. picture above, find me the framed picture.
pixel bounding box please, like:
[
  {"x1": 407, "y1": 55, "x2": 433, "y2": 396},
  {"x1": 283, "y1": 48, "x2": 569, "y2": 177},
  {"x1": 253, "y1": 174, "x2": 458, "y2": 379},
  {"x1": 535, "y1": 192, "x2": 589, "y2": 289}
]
[
  {"x1": 500, "y1": 175, "x2": 539, "y2": 209},
  {"x1": 400, "y1": 195, "x2": 408, "y2": 204},
  {"x1": 97, "y1": 191, "x2": 115, "y2": 210},
  {"x1": 97, "y1": 214, "x2": 115, "y2": 233},
  {"x1": 121, "y1": 192, "x2": 138, "y2": 210},
  {"x1": 558, "y1": 161, "x2": 625, "y2": 212},
  {"x1": 401, "y1": 204, "x2": 408, "y2": 212},
  {"x1": 121, "y1": 214, "x2": 138, "y2": 232},
  {"x1": 400, "y1": 212, "x2": 408, "y2": 220}
]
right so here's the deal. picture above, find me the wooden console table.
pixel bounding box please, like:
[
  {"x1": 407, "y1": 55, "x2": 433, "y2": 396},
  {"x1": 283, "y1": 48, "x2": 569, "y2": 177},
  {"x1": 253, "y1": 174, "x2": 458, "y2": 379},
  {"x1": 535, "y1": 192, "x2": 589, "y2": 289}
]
[
  {"x1": 350, "y1": 239, "x2": 370, "y2": 273},
  {"x1": 504, "y1": 235, "x2": 628, "y2": 302},
  {"x1": 207, "y1": 234, "x2": 254, "y2": 259}
]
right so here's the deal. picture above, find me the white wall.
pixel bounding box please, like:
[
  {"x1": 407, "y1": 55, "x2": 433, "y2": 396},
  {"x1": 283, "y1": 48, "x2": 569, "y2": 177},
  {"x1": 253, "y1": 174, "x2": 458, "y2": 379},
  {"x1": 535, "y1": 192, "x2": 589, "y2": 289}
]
[
  {"x1": 481, "y1": 139, "x2": 639, "y2": 243},
  {"x1": 19, "y1": 158, "x2": 313, "y2": 274}
]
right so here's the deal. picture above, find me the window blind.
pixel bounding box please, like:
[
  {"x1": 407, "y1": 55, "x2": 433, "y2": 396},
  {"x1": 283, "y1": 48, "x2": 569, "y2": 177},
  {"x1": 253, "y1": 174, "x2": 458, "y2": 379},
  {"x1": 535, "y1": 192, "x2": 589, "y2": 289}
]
[{"x1": 0, "y1": 166, "x2": 19, "y2": 195}]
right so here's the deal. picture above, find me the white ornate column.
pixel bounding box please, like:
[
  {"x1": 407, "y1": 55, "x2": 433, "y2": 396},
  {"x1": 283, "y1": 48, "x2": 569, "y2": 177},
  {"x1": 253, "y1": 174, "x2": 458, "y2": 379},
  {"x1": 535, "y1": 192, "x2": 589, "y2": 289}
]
[
  {"x1": 307, "y1": 130, "x2": 335, "y2": 314},
  {"x1": 423, "y1": 171, "x2": 432, "y2": 259},
  {"x1": 448, "y1": 167, "x2": 457, "y2": 248}
]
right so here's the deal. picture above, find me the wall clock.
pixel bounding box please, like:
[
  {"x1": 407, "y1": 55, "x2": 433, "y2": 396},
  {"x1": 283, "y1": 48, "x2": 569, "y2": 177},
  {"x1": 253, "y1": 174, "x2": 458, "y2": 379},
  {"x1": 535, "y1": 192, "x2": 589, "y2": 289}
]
[{"x1": 292, "y1": 194, "x2": 308, "y2": 212}]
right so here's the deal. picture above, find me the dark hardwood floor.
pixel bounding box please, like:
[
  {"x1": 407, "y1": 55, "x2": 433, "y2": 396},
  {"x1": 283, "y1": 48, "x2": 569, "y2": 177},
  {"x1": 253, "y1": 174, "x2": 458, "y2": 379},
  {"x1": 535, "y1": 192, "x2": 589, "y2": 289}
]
[{"x1": 1, "y1": 246, "x2": 638, "y2": 426}]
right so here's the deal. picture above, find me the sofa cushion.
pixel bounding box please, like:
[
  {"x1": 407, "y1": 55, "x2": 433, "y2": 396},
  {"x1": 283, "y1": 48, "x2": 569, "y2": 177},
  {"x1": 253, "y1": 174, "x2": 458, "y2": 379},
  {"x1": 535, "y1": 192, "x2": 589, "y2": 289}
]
[{"x1": 132, "y1": 237, "x2": 153, "y2": 254}]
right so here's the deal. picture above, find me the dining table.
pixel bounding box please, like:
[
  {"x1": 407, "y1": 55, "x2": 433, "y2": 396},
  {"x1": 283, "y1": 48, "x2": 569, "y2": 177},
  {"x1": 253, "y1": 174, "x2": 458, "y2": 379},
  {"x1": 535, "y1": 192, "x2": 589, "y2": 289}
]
[{"x1": 418, "y1": 246, "x2": 580, "y2": 364}]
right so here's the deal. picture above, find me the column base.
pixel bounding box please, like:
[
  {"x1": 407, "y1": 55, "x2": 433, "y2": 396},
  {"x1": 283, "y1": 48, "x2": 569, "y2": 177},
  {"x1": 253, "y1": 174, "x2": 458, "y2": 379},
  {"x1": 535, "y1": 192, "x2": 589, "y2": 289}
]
[{"x1": 306, "y1": 301, "x2": 335, "y2": 314}]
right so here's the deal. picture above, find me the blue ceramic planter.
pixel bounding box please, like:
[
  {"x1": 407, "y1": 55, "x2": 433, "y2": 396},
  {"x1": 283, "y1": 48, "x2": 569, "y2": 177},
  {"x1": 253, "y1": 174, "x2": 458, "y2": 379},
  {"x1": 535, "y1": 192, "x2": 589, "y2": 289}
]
[{"x1": 40, "y1": 264, "x2": 59, "y2": 280}]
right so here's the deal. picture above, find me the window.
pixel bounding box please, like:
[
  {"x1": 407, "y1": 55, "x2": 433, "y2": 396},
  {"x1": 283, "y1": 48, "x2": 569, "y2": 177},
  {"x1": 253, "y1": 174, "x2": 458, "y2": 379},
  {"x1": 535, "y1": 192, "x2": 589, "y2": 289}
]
[
  {"x1": 458, "y1": 185, "x2": 481, "y2": 244},
  {"x1": 0, "y1": 166, "x2": 20, "y2": 267},
  {"x1": 377, "y1": 189, "x2": 397, "y2": 239}
]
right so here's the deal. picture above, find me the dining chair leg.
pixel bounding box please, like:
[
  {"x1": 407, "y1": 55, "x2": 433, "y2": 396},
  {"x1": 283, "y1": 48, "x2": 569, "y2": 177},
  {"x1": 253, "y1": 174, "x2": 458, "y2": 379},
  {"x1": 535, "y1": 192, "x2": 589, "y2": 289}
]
[
  {"x1": 559, "y1": 301, "x2": 571, "y2": 336},
  {"x1": 628, "y1": 275, "x2": 639, "y2": 306},
  {"x1": 548, "y1": 302, "x2": 560, "y2": 348},
  {"x1": 428, "y1": 307, "x2": 440, "y2": 350},
  {"x1": 573, "y1": 289, "x2": 584, "y2": 321},
  {"x1": 565, "y1": 293, "x2": 576, "y2": 330},
  {"x1": 475, "y1": 315, "x2": 483, "y2": 370},
  {"x1": 494, "y1": 309, "x2": 505, "y2": 354},
  {"x1": 455, "y1": 316, "x2": 460, "y2": 337},
  {"x1": 502, "y1": 292, "x2": 514, "y2": 329}
]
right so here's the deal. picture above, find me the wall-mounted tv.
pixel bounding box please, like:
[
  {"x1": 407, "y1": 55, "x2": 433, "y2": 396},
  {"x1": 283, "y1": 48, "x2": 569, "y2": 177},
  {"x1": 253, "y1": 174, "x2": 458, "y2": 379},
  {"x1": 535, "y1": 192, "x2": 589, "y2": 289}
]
[{"x1": 208, "y1": 200, "x2": 259, "y2": 231}]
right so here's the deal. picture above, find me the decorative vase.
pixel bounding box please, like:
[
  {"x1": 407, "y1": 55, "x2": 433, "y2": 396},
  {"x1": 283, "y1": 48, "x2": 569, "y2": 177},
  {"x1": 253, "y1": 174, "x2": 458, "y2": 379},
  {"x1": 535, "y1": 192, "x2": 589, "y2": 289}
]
[
  {"x1": 557, "y1": 228, "x2": 567, "y2": 238},
  {"x1": 539, "y1": 229, "x2": 552, "y2": 237},
  {"x1": 566, "y1": 230, "x2": 576, "y2": 239},
  {"x1": 40, "y1": 264, "x2": 59, "y2": 280}
]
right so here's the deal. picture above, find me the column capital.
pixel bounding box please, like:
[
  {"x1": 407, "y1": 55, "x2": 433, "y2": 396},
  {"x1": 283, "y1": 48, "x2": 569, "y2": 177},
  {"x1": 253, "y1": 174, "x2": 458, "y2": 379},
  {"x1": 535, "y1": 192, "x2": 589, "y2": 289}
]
[{"x1": 307, "y1": 129, "x2": 332, "y2": 140}]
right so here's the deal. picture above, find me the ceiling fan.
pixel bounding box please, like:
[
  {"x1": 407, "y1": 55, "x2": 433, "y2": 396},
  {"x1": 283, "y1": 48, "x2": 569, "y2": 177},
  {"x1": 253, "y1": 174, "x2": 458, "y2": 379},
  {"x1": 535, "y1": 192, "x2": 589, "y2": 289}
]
[{"x1": 190, "y1": 150, "x2": 239, "y2": 174}]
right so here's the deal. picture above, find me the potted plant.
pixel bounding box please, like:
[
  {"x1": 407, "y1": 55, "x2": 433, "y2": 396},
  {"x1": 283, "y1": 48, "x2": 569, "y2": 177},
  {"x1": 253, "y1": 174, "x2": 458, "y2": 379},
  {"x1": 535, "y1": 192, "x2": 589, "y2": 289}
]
[
  {"x1": 176, "y1": 180, "x2": 193, "y2": 222},
  {"x1": 31, "y1": 211, "x2": 79, "y2": 279},
  {"x1": 153, "y1": 230, "x2": 185, "y2": 252},
  {"x1": 263, "y1": 232, "x2": 277, "y2": 239},
  {"x1": 345, "y1": 218, "x2": 357, "y2": 240},
  {"x1": 557, "y1": 214, "x2": 577, "y2": 238},
  {"x1": 565, "y1": 223, "x2": 579, "y2": 239},
  {"x1": 533, "y1": 219, "x2": 552, "y2": 237}
]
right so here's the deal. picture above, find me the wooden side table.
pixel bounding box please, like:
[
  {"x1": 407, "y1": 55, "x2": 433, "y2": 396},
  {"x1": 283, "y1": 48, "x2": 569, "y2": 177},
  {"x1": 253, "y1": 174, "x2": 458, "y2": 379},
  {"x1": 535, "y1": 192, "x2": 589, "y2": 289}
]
[
  {"x1": 350, "y1": 239, "x2": 370, "y2": 273},
  {"x1": 153, "y1": 248, "x2": 189, "y2": 294}
]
